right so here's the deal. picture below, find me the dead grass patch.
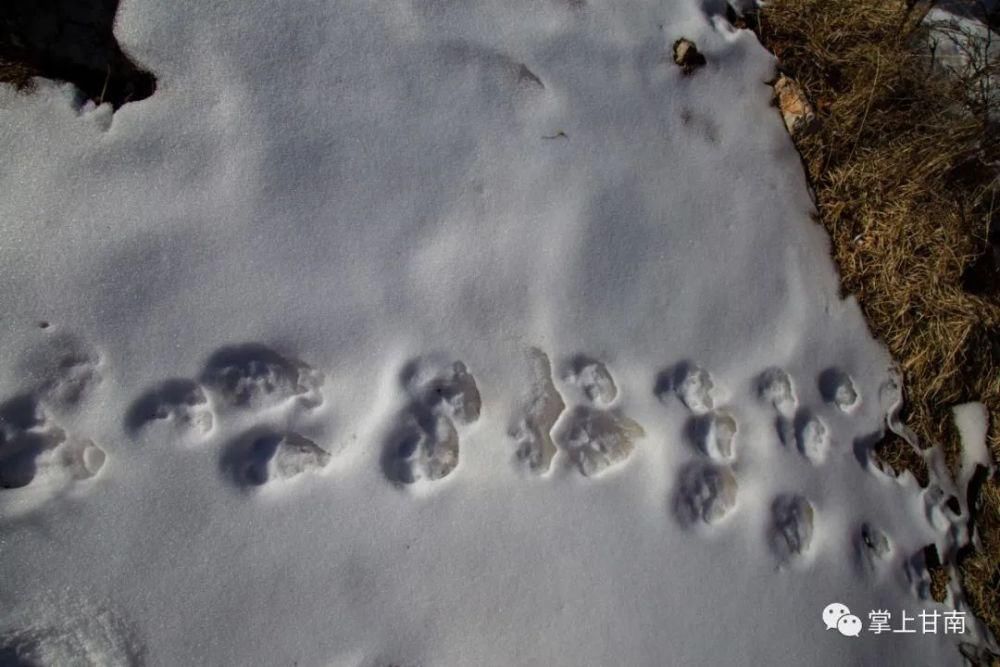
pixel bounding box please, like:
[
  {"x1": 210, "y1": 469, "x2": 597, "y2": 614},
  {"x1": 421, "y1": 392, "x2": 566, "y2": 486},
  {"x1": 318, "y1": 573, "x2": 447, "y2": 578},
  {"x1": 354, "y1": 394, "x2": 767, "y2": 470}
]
[
  {"x1": 747, "y1": 0, "x2": 999, "y2": 653},
  {"x1": 0, "y1": 57, "x2": 36, "y2": 91}
]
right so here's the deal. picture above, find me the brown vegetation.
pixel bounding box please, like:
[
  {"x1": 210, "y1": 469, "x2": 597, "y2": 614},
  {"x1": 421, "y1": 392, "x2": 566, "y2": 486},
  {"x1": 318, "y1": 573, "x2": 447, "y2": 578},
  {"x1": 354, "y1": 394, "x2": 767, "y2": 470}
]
[{"x1": 747, "y1": 0, "x2": 999, "y2": 655}]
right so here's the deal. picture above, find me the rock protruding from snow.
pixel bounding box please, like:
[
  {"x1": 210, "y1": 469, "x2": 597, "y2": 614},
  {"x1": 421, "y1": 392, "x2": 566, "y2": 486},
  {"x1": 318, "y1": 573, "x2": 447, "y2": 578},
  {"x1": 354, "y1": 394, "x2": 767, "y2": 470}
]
[
  {"x1": 673, "y1": 38, "x2": 706, "y2": 74},
  {"x1": 773, "y1": 75, "x2": 818, "y2": 137}
]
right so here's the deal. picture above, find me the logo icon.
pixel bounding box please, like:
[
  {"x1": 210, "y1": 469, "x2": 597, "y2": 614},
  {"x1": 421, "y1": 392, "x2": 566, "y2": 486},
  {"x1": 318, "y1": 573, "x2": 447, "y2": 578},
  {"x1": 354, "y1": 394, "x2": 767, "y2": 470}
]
[
  {"x1": 837, "y1": 614, "x2": 863, "y2": 637},
  {"x1": 823, "y1": 603, "x2": 966, "y2": 637},
  {"x1": 823, "y1": 602, "x2": 861, "y2": 636},
  {"x1": 823, "y1": 602, "x2": 851, "y2": 631}
]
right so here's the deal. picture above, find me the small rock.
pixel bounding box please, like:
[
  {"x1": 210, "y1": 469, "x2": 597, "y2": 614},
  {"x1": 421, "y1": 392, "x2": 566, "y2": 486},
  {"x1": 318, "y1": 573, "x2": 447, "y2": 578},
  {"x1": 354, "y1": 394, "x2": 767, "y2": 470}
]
[
  {"x1": 773, "y1": 74, "x2": 818, "y2": 137},
  {"x1": 673, "y1": 38, "x2": 706, "y2": 75}
]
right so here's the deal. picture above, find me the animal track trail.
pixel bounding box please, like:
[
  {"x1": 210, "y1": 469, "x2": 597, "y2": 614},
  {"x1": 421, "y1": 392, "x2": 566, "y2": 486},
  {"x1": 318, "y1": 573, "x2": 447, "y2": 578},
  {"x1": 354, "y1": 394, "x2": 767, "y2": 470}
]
[
  {"x1": 758, "y1": 365, "x2": 863, "y2": 466},
  {"x1": 818, "y1": 368, "x2": 860, "y2": 412},
  {"x1": 673, "y1": 461, "x2": 738, "y2": 527},
  {"x1": 0, "y1": 395, "x2": 105, "y2": 491},
  {"x1": 201, "y1": 344, "x2": 324, "y2": 411},
  {"x1": 383, "y1": 358, "x2": 481, "y2": 485},
  {"x1": 769, "y1": 494, "x2": 815, "y2": 564},
  {"x1": 126, "y1": 379, "x2": 214, "y2": 438},
  {"x1": 510, "y1": 348, "x2": 565, "y2": 474},
  {"x1": 223, "y1": 430, "x2": 332, "y2": 488}
]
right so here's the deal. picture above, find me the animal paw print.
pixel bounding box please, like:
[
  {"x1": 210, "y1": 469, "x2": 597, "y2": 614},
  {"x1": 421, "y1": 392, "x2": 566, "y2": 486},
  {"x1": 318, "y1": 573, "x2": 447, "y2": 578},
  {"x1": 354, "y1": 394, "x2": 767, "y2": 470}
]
[
  {"x1": 756, "y1": 367, "x2": 797, "y2": 416},
  {"x1": 793, "y1": 410, "x2": 829, "y2": 464},
  {"x1": 673, "y1": 461, "x2": 738, "y2": 527},
  {"x1": 661, "y1": 362, "x2": 741, "y2": 527},
  {"x1": 757, "y1": 368, "x2": 831, "y2": 465},
  {"x1": 419, "y1": 361, "x2": 482, "y2": 426},
  {"x1": 126, "y1": 379, "x2": 214, "y2": 439},
  {"x1": 658, "y1": 362, "x2": 717, "y2": 415},
  {"x1": 769, "y1": 494, "x2": 815, "y2": 564},
  {"x1": 562, "y1": 355, "x2": 618, "y2": 406},
  {"x1": 124, "y1": 343, "x2": 320, "y2": 448},
  {"x1": 558, "y1": 406, "x2": 644, "y2": 477},
  {"x1": 0, "y1": 395, "x2": 106, "y2": 492},
  {"x1": 684, "y1": 409, "x2": 738, "y2": 461},
  {"x1": 384, "y1": 414, "x2": 460, "y2": 484},
  {"x1": 223, "y1": 429, "x2": 332, "y2": 488},
  {"x1": 856, "y1": 522, "x2": 892, "y2": 573},
  {"x1": 510, "y1": 348, "x2": 565, "y2": 474},
  {"x1": 819, "y1": 368, "x2": 860, "y2": 413},
  {"x1": 382, "y1": 358, "x2": 481, "y2": 485},
  {"x1": 553, "y1": 354, "x2": 643, "y2": 477},
  {"x1": 201, "y1": 343, "x2": 324, "y2": 411}
]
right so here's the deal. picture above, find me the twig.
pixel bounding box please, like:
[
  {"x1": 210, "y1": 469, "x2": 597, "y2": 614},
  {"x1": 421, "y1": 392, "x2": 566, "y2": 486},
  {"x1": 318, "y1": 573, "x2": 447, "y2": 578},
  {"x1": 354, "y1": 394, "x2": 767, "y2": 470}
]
[
  {"x1": 847, "y1": 51, "x2": 881, "y2": 163},
  {"x1": 98, "y1": 64, "x2": 110, "y2": 106}
]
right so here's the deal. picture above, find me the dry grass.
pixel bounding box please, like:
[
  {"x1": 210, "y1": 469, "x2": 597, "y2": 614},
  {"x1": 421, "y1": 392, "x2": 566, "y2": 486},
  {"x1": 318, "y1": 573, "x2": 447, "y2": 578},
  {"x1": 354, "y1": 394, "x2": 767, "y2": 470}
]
[
  {"x1": 0, "y1": 57, "x2": 37, "y2": 91},
  {"x1": 747, "y1": 0, "x2": 1000, "y2": 654},
  {"x1": 964, "y1": 475, "x2": 1000, "y2": 654}
]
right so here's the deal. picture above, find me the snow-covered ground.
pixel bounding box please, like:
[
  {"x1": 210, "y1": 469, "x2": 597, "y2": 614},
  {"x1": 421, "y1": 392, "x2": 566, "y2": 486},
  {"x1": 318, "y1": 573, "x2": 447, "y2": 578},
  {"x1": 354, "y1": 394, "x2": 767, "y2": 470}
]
[{"x1": 0, "y1": 0, "x2": 991, "y2": 664}]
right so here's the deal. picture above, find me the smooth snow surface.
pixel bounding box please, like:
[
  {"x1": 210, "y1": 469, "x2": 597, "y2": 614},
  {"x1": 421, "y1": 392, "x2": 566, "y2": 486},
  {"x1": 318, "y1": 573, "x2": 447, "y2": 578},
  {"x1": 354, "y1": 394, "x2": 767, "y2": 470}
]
[{"x1": 0, "y1": 0, "x2": 990, "y2": 664}]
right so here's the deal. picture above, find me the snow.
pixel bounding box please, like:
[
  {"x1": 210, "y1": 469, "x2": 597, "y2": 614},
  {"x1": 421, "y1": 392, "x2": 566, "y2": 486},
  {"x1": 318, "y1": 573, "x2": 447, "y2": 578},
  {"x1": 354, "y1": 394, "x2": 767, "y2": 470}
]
[
  {"x1": 0, "y1": 0, "x2": 992, "y2": 664},
  {"x1": 954, "y1": 402, "x2": 992, "y2": 493},
  {"x1": 926, "y1": 6, "x2": 1000, "y2": 120}
]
